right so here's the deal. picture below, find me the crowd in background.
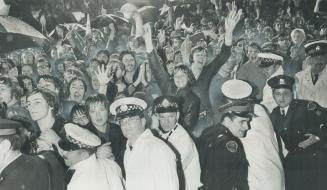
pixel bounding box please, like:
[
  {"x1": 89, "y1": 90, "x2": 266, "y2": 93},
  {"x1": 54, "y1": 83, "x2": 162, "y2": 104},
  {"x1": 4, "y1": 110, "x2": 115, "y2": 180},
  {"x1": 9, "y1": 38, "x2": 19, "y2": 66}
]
[{"x1": 1, "y1": 0, "x2": 327, "y2": 189}]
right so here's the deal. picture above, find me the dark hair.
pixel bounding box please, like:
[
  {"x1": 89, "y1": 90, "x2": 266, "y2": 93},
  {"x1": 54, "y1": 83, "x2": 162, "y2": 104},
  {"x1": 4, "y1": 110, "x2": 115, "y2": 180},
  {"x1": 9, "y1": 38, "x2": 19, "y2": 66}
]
[
  {"x1": 70, "y1": 104, "x2": 87, "y2": 122},
  {"x1": 17, "y1": 75, "x2": 35, "y2": 93},
  {"x1": 96, "y1": 49, "x2": 111, "y2": 58},
  {"x1": 37, "y1": 74, "x2": 63, "y2": 98},
  {"x1": 84, "y1": 94, "x2": 109, "y2": 119},
  {"x1": 248, "y1": 42, "x2": 262, "y2": 51},
  {"x1": 0, "y1": 134, "x2": 23, "y2": 151},
  {"x1": 173, "y1": 65, "x2": 196, "y2": 87},
  {"x1": 67, "y1": 77, "x2": 87, "y2": 97},
  {"x1": 27, "y1": 88, "x2": 59, "y2": 116}
]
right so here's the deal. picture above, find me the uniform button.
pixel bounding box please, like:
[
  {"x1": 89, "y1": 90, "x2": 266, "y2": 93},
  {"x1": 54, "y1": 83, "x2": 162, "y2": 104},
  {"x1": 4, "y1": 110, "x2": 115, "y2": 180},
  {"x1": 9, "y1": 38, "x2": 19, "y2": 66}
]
[
  {"x1": 0, "y1": 176, "x2": 4, "y2": 182},
  {"x1": 297, "y1": 131, "x2": 300, "y2": 134},
  {"x1": 313, "y1": 153, "x2": 317, "y2": 156},
  {"x1": 284, "y1": 128, "x2": 287, "y2": 130}
]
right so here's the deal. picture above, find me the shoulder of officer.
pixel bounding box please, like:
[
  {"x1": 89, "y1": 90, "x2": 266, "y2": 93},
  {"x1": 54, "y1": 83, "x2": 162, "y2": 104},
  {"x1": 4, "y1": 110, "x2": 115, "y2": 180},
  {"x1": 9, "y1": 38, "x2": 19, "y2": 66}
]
[{"x1": 204, "y1": 124, "x2": 241, "y2": 153}]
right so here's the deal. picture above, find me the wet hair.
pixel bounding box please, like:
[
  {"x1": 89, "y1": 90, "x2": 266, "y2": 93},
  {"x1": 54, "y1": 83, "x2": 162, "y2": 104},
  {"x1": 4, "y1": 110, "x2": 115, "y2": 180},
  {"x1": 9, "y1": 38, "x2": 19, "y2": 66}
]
[
  {"x1": 173, "y1": 64, "x2": 196, "y2": 87},
  {"x1": 27, "y1": 88, "x2": 59, "y2": 116},
  {"x1": 84, "y1": 94, "x2": 109, "y2": 119},
  {"x1": 67, "y1": 77, "x2": 87, "y2": 97}
]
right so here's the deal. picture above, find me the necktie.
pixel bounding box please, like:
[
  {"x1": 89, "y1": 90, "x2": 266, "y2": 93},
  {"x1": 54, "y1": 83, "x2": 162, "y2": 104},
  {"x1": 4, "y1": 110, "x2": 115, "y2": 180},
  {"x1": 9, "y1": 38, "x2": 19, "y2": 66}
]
[
  {"x1": 281, "y1": 109, "x2": 286, "y2": 117},
  {"x1": 66, "y1": 169, "x2": 75, "y2": 184},
  {"x1": 313, "y1": 74, "x2": 319, "y2": 85}
]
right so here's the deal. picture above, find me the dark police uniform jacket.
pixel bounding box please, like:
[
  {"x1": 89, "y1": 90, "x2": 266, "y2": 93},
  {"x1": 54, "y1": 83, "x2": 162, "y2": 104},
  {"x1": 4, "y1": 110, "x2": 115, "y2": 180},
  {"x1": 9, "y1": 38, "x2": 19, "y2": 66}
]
[
  {"x1": 198, "y1": 124, "x2": 249, "y2": 190},
  {"x1": 270, "y1": 99, "x2": 327, "y2": 190},
  {"x1": 0, "y1": 154, "x2": 51, "y2": 190}
]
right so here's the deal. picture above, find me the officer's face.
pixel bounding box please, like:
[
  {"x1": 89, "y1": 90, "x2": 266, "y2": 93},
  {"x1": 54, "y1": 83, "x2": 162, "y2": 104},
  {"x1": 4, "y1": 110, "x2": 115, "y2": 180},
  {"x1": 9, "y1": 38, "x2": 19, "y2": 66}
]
[
  {"x1": 62, "y1": 149, "x2": 85, "y2": 167},
  {"x1": 119, "y1": 116, "x2": 145, "y2": 141},
  {"x1": 88, "y1": 102, "x2": 108, "y2": 128},
  {"x1": 26, "y1": 92, "x2": 52, "y2": 121},
  {"x1": 273, "y1": 88, "x2": 293, "y2": 108},
  {"x1": 227, "y1": 116, "x2": 251, "y2": 138},
  {"x1": 310, "y1": 55, "x2": 326, "y2": 74},
  {"x1": 157, "y1": 112, "x2": 179, "y2": 133}
]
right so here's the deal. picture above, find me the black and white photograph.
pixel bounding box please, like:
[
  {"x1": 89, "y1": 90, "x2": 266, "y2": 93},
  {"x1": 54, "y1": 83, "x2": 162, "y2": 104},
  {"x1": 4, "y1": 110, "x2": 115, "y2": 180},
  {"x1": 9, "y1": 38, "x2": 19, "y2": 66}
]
[{"x1": 0, "y1": 0, "x2": 327, "y2": 189}]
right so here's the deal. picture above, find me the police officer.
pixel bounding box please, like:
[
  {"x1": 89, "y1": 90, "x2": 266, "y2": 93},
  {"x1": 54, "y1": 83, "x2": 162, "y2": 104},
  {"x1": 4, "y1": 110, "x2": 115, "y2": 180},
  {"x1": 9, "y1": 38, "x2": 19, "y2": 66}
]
[
  {"x1": 295, "y1": 40, "x2": 327, "y2": 108},
  {"x1": 153, "y1": 95, "x2": 202, "y2": 190},
  {"x1": 269, "y1": 75, "x2": 327, "y2": 190},
  {"x1": 198, "y1": 79, "x2": 253, "y2": 190},
  {"x1": 110, "y1": 97, "x2": 179, "y2": 190},
  {"x1": 0, "y1": 118, "x2": 52, "y2": 190}
]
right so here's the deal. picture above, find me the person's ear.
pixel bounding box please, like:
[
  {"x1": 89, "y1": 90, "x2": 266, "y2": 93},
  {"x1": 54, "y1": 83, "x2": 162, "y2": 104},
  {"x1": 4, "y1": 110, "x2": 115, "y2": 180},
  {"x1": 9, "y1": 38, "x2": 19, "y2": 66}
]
[
  {"x1": 176, "y1": 112, "x2": 180, "y2": 120},
  {"x1": 80, "y1": 150, "x2": 90, "y2": 159},
  {"x1": 141, "y1": 117, "x2": 146, "y2": 127}
]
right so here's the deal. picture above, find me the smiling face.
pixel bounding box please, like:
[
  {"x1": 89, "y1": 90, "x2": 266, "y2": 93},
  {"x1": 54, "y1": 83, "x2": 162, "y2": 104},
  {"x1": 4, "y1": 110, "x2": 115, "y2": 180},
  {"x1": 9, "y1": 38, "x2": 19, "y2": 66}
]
[
  {"x1": 69, "y1": 80, "x2": 85, "y2": 102},
  {"x1": 192, "y1": 49, "x2": 207, "y2": 66},
  {"x1": 273, "y1": 88, "x2": 293, "y2": 108},
  {"x1": 122, "y1": 54, "x2": 135, "y2": 72},
  {"x1": 291, "y1": 30, "x2": 305, "y2": 45},
  {"x1": 173, "y1": 70, "x2": 188, "y2": 89}
]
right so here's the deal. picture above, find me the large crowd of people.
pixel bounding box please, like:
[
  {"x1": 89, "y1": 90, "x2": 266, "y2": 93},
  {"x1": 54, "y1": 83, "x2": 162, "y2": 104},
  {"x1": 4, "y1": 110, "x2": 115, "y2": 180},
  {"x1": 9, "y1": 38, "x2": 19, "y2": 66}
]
[{"x1": 1, "y1": 0, "x2": 327, "y2": 190}]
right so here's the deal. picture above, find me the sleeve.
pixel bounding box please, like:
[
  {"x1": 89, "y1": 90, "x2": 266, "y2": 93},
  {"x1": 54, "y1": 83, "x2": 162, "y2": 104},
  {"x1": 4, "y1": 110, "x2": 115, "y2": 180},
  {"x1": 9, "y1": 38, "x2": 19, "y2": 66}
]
[
  {"x1": 197, "y1": 44, "x2": 231, "y2": 85},
  {"x1": 101, "y1": 159, "x2": 126, "y2": 190},
  {"x1": 181, "y1": 94, "x2": 200, "y2": 132},
  {"x1": 147, "y1": 50, "x2": 175, "y2": 94}
]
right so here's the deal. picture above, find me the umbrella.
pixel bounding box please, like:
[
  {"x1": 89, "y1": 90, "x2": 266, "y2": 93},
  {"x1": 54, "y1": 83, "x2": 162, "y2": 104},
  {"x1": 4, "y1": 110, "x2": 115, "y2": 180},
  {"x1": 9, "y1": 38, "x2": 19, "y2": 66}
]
[
  {"x1": 91, "y1": 14, "x2": 116, "y2": 28},
  {"x1": 0, "y1": 16, "x2": 48, "y2": 53}
]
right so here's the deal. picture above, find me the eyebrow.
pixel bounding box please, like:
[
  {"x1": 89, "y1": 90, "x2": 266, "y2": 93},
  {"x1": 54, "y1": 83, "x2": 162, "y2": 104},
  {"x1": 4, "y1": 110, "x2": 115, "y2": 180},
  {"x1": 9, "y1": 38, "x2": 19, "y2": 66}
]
[{"x1": 27, "y1": 98, "x2": 43, "y2": 102}]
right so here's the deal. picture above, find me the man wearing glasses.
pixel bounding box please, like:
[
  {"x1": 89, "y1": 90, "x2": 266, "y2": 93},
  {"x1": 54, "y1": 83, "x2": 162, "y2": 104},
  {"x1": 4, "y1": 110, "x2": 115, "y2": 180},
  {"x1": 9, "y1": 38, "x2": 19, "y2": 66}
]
[{"x1": 110, "y1": 97, "x2": 179, "y2": 190}]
